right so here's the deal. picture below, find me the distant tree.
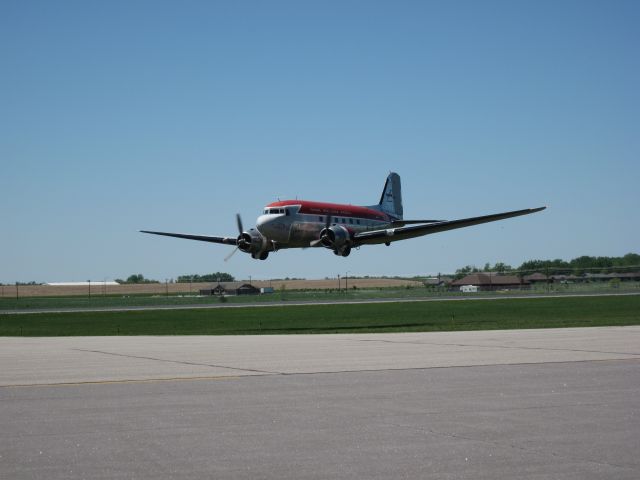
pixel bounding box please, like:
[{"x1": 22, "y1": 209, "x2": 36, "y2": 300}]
[
  {"x1": 454, "y1": 265, "x2": 480, "y2": 279},
  {"x1": 517, "y1": 254, "x2": 639, "y2": 276},
  {"x1": 482, "y1": 262, "x2": 513, "y2": 273},
  {"x1": 176, "y1": 272, "x2": 235, "y2": 283},
  {"x1": 116, "y1": 274, "x2": 159, "y2": 284},
  {"x1": 492, "y1": 262, "x2": 513, "y2": 273}
]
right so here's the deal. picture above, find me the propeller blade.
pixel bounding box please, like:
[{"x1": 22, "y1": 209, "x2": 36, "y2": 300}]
[
  {"x1": 236, "y1": 213, "x2": 243, "y2": 234},
  {"x1": 310, "y1": 213, "x2": 333, "y2": 247},
  {"x1": 224, "y1": 247, "x2": 239, "y2": 262}
]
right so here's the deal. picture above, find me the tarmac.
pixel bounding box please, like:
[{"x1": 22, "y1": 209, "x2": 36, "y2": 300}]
[{"x1": 1, "y1": 327, "x2": 639, "y2": 478}]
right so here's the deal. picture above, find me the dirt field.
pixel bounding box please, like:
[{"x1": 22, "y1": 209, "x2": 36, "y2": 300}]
[{"x1": 0, "y1": 278, "x2": 423, "y2": 298}]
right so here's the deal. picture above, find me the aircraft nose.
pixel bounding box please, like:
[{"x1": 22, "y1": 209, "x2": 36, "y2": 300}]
[
  {"x1": 256, "y1": 214, "x2": 267, "y2": 228},
  {"x1": 256, "y1": 214, "x2": 272, "y2": 234},
  {"x1": 256, "y1": 214, "x2": 289, "y2": 242}
]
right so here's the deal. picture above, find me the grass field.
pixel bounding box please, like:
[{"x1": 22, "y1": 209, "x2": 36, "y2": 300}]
[
  {"x1": 2, "y1": 282, "x2": 638, "y2": 311},
  {"x1": 0, "y1": 295, "x2": 638, "y2": 336}
]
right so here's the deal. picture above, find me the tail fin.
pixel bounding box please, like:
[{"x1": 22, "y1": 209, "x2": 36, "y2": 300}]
[{"x1": 376, "y1": 172, "x2": 403, "y2": 219}]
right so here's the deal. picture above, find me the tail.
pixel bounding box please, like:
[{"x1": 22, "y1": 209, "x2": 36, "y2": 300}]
[{"x1": 373, "y1": 172, "x2": 403, "y2": 220}]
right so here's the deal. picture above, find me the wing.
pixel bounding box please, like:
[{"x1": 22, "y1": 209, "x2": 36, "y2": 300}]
[
  {"x1": 390, "y1": 219, "x2": 446, "y2": 227},
  {"x1": 354, "y1": 207, "x2": 546, "y2": 246},
  {"x1": 140, "y1": 230, "x2": 237, "y2": 245}
]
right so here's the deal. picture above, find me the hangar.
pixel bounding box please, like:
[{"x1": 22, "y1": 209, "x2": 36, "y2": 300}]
[
  {"x1": 199, "y1": 282, "x2": 260, "y2": 296},
  {"x1": 451, "y1": 273, "x2": 529, "y2": 291}
]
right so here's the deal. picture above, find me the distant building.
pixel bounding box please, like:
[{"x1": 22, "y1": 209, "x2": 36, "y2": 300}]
[
  {"x1": 200, "y1": 282, "x2": 260, "y2": 296},
  {"x1": 423, "y1": 276, "x2": 452, "y2": 288},
  {"x1": 584, "y1": 272, "x2": 640, "y2": 282},
  {"x1": 523, "y1": 273, "x2": 549, "y2": 284},
  {"x1": 451, "y1": 273, "x2": 529, "y2": 291}
]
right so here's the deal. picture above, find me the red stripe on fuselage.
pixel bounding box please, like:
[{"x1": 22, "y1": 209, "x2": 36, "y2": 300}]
[{"x1": 266, "y1": 200, "x2": 389, "y2": 222}]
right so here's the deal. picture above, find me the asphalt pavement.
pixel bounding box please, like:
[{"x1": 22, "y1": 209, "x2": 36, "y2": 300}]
[{"x1": 1, "y1": 327, "x2": 639, "y2": 479}]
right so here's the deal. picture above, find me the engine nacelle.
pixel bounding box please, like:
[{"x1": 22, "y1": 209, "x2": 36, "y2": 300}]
[
  {"x1": 237, "y1": 229, "x2": 269, "y2": 259},
  {"x1": 319, "y1": 225, "x2": 352, "y2": 256}
]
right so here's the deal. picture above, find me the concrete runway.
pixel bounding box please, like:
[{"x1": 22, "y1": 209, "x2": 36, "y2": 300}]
[{"x1": 1, "y1": 327, "x2": 639, "y2": 478}]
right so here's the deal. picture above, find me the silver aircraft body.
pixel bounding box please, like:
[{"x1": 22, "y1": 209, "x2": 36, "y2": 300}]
[{"x1": 142, "y1": 173, "x2": 545, "y2": 260}]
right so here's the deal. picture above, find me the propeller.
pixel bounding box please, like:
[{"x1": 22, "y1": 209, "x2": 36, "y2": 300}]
[
  {"x1": 310, "y1": 213, "x2": 332, "y2": 247},
  {"x1": 236, "y1": 213, "x2": 243, "y2": 235},
  {"x1": 224, "y1": 213, "x2": 245, "y2": 262},
  {"x1": 224, "y1": 246, "x2": 239, "y2": 262}
]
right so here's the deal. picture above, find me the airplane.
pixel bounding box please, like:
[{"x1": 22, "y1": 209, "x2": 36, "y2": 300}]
[{"x1": 141, "y1": 172, "x2": 545, "y2": 261}]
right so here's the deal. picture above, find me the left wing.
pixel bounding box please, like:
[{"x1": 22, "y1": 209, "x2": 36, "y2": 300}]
[
  {"x1": 354, "y1": 207, "x2": 546, "y2": 246},
  {"x1": 140, "y1": 230, "x2": 238, "y2": 245}
]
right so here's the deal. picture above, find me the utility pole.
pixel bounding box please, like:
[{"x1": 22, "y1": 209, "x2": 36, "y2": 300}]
[
  {"x1": 546, "y1": 265, "x2": 550, "y2": 293},
  {"x1": 88, "y1": 279, "x2": 91, "y2": 299},
  {"x1": 345, "y1": 271, "x2": 349, "y2": 292},
  {"x1": 337, "y1": 274, "x2": 340, "y2": 292},
  {"x1": 16, "y1": 282, "x2": 19, "y2": 301}
]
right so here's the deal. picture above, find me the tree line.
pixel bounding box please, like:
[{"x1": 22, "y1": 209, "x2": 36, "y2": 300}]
[
  {"x1": 113, "y1": 272, "x2": 236, "y2": 284},
  {"x1": 454, "y1": 253, "x2": 640, "y2": 279}
]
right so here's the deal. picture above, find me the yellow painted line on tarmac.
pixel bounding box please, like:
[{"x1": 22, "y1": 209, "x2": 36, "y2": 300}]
[{"x1": 0, "y1": 375, "x2": 243, "y2": 389}]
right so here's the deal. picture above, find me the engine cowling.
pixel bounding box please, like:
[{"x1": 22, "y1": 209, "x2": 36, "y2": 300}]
[
  {"x1": 318, "y1": 225, "x2": 352, "y2": 256},
  {"x1": 237, "y1": 229, "x2": 269, "y2": 259}
]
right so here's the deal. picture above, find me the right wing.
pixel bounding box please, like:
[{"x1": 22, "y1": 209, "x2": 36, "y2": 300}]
[{"x1": 140, "y1": 230, "x2": 238, "y2": 245}]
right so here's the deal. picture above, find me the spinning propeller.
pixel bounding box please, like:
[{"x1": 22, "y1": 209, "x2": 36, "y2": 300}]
[
  {"x1": 310, "y1": 213, "x2": 332, "y2": 247},
  {"x1": 224, "y1": 213, "x2": 245, "y2": 262}
]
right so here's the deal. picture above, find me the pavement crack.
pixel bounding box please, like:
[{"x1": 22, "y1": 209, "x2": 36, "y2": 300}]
[
  {"x1": 71, "y1": 348, "x2": 281, "y2": 375},
  {"x1": 351, "y1": 338, "x2": 640, "y2": 356}
]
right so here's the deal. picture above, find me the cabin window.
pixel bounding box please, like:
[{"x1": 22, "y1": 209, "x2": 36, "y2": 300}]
[
  {"x1": 356, "y1": 219, "x2": 361, "y2": 225},
  {"x1": 349, "y1": 218, "x2": 353, "y2": 224},
  {"x1": 319, "y1": 216, "x2": 323, "y2": 222}
]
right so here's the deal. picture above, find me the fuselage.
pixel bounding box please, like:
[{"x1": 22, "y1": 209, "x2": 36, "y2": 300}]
[{"x1": 256, "y1": 200, "x2": 394, "y2": 248}]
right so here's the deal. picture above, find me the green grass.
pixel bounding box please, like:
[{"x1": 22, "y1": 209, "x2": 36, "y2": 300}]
[
  {"x1": 2, "y1": 282, "x2": 638, "y2": 311},
  {"x1": 1, "y1": 295, "x2": 638, "y2": 336}
]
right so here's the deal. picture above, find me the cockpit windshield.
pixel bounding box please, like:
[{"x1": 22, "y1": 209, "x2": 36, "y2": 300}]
[{"x1": 263, "y1": 208, "x2": 286, "y2": 215}]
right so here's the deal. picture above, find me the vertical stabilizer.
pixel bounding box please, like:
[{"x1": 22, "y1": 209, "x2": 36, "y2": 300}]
[{"x1": 377, "y1": 172, "x2": 403, "y2": 219}]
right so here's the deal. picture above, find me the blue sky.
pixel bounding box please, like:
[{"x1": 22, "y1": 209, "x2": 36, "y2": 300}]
[{"x1": 1, "y1": 0, "x2": 638, "y2": 283}]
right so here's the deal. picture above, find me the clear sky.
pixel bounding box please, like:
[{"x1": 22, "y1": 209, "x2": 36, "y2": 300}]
[{"x1": 1, "y1": 0, "x2": 638, "y2": 283}]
